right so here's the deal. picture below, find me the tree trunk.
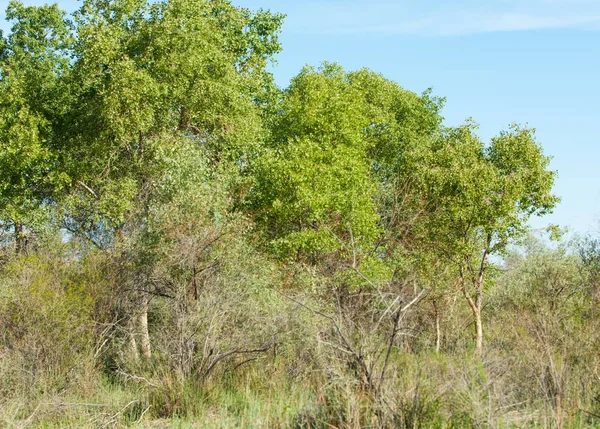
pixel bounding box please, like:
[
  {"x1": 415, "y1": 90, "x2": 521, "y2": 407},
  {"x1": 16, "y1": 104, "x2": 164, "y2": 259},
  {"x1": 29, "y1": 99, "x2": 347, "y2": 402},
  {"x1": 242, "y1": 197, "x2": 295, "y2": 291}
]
[
  {"x1": 555, "y1": 391, "x2": 564, "y2": 429},
  {"x1": 139, "y1": 295, "x2": 152, "y2": 359},
  {"x1": 461, "y1": 251, "x2": 488, "y2": 356},
  {"x1": 462, "y1": 276, "x2": 484, "y2": 356},
  {"x1": 436, "y1": 316, "x2": 442, "y2": 353},
  {"x1": 474, "y1": 306, "x2": 483, "y2": 355},
  {"x1": 14, "y1": 221, "x2": 24, "y2": 255},
  {"x1": 474, "y1": 269, "x2": 485, "y2": 355},
  {"x1": 128, "y1": 318, "x2": 140, "y2": 362},
  {"x1": 433, "y1": 299, "x2": 441, "y2": 353}
]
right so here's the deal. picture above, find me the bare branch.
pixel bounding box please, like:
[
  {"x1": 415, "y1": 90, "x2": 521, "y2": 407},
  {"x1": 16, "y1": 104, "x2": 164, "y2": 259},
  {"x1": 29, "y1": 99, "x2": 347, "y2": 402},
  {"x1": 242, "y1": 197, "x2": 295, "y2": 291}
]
[{"x1": 77, "y1": 180, "x2": 98, "y2": 199}]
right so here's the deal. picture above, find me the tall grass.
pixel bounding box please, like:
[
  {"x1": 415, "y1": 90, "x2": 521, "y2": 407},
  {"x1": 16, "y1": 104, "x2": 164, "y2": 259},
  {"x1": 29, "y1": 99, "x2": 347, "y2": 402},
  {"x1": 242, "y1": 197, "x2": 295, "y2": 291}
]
[{"x1": 1, "y1": 237, "x2": 600, "y2": 428}]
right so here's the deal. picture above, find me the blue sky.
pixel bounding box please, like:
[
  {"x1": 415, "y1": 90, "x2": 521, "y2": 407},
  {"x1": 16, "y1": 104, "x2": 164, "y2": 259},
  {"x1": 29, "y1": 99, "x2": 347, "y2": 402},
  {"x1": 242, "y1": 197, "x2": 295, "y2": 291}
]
[{"x1": 1, "y1": 0, "x2": 599, "y2": 236}]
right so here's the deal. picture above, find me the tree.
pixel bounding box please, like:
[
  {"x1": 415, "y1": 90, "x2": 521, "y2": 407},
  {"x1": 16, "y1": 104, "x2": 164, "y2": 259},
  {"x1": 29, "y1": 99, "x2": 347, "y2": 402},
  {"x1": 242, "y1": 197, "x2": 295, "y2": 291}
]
[
  {"x1": 48, "y1": 0, "x2": 283, "y2": 356},
  {"x1": 578, "y1": 235, "x2": 600, "y2": 312},
  {"x1": 401, "y1": 122, "x2": 558, "y2": 354},
  {"x1": 56, "y1": 0, "x2": 283, "y2": 246},
  {"x1": 246, "y1": 63, "x2": 444, "y2": 265},
  {"x1": 0, "y1": 1, "x2": 72, "y2": 252}
]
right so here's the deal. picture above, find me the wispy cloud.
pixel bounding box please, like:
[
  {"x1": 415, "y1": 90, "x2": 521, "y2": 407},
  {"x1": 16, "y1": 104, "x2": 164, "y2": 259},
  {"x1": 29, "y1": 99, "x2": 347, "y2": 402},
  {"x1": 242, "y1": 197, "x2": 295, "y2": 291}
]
[
  {"x1": 365, "y1": 13, "x2": 600, "y2": 36},
  {"x1": 282, "y1": 0, "x2": 600, "y2": 36}
]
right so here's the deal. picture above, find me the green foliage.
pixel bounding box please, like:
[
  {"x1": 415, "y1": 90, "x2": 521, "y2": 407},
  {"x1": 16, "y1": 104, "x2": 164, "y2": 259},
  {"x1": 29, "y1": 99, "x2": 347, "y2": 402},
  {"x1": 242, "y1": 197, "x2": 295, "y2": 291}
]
[
  {"x1": 53, "y1": 0, "x2": 282, "y2": 239},
  {"x1": 248, "y1": 64, "x2": 377, "y2": 258},
  {"x1": 404, "y1": 122, "x2": 558, "y2": 259},
  {"x1": 0, "y1": 249, "x2": 97, "y2": 399},
  {"x1": 0, "y1": 1, "x2": 586, "y2": 428},
  {"x1": 489, "y1": 239, "x2": 600, "y2": 427},
  {"x1": 500, "y1": 237, "x2": 585, "y2": 310},
  {"x1": 247, "y1": 64, "x2": 444, "y2": 261},
  {"x1": 0, "y1": 1, "x2": 72, "y2": 231}
]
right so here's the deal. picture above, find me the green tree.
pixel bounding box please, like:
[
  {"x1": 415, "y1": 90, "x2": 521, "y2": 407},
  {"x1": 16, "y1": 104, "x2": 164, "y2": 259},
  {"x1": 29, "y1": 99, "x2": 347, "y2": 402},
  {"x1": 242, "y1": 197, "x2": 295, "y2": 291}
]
[
  {"x1": 246, "y1": 63, "x2": 443, "y2": 266},
  {"x1": 56, "y1": 0, "x2": 283, "y2": 245},
  {"x1": 402, "y1": 122, "x2": 558, "y2": 354},
  {"x1": 248, "y1": 64, "x2": 379, "y2": 260},
  {"x1": 43, "y1": 0, "x2": 284, "y2": 356},
  {"x1": 0, "y1": 1, "x2": 71, "y2": 252}
]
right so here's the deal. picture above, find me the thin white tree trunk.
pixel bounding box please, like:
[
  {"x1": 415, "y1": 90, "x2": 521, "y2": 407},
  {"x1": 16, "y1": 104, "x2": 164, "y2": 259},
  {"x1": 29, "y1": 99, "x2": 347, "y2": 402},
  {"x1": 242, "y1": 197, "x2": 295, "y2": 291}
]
[
  {"x1": 128, "y1": 318, "x2": 139, "y2": 362},
  {"x1": 139, "y1": 295, "x2": 151, "y2": 359},
  {"x1": 474, "y1": 307, "x2": 483, "y2": 355},
  {"x1": 461, "y1": 275, "x2": 484, "y2": 356},
  {"x1": 433, "y1": 299, "x2": 441, "y2": 353}
]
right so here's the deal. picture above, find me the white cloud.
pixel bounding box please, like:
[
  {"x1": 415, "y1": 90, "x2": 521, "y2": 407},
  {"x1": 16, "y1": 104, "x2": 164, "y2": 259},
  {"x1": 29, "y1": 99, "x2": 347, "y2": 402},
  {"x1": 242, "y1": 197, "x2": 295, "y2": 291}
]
[
  {"x1": 282, "y1": 1, "x2": 600, "y2": 36},
  {"x1": 399, "y1": 13, "x2": 600, "y2": 36}
]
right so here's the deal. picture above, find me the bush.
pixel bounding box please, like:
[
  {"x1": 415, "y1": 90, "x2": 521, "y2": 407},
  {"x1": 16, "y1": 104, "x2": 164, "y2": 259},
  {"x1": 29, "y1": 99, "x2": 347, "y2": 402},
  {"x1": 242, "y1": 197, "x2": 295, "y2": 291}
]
[{"x1": 0, "y1": 249, "x2": 98, "y2": 400}]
